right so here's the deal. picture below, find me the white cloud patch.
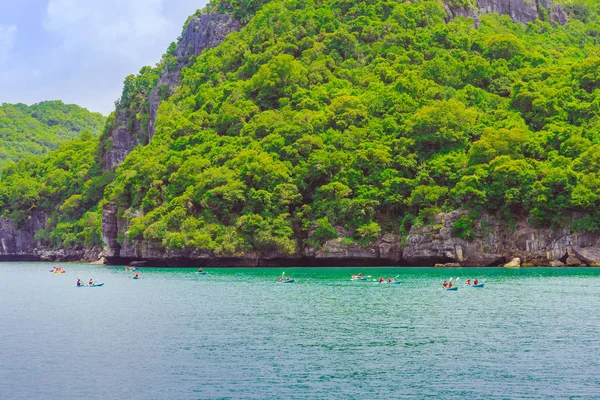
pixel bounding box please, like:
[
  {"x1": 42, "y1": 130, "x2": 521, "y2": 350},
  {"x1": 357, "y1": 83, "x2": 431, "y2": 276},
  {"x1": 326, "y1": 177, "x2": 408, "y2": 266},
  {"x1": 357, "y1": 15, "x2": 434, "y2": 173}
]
[
  {"x1": 0, "y1": 0, "x2": 205, "y2": 114},
  {"x1": 44, "y1": 0, "x2": 171, "y2": 60},
  {"x1": 0, "y1": 24, "x2": 17, "y2": 59}
]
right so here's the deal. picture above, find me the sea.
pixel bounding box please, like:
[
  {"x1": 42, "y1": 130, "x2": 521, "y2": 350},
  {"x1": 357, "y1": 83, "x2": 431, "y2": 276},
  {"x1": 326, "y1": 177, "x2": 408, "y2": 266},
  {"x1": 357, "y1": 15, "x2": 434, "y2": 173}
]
[{"x1": 1, "y1": 263, "x2": 599, "y2": 399}]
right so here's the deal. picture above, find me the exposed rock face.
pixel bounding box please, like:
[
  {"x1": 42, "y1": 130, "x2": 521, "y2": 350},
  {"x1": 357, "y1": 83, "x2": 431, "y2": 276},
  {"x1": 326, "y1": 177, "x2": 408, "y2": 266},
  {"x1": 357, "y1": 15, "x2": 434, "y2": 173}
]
[
  {"x1": 0, "y1": 218, "x2": 39, "y2": 259},
  {"x1": 505, "y1": 258, "x2": 521, "y2": 268},
  {"x1": 571, "y1": 246, "x2": 600, "y2": 267},
  {"x1": 303, "y1": 234, "x2": 403, "y2": 265},
  {"x1": 148, "y1": 14, "x2": 241, "y2": 140},
  {"x1": 404, "y1": 211, "x2": 600, "y2": 267},
  {"x1": 444, "y1": 0, "x2": 568, "y2": 25},
  {"x1": 101, "y1": 203, "x2": 121, "y2": 257},
  {"x1": 102, "y1": 112, "x2": 139, "y2": 169},
  {"x1": 0, "y1": 213, "x2": 102, "y2": 262},
  {"x1": 101, "y1": 14, "x2": 241, "y2": 170}
]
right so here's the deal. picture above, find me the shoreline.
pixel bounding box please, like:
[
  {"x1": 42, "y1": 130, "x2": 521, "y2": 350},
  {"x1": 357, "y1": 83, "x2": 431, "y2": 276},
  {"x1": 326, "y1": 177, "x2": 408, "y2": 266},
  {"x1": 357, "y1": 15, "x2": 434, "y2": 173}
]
[{"x1": 2, "y1": 259, "x2": 599, "y2": 269}]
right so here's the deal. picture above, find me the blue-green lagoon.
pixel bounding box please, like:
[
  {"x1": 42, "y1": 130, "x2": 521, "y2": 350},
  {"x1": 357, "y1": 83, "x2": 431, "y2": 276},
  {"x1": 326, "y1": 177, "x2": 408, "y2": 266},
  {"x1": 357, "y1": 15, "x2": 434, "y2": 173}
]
[{"x1": 1, "y1": 263, "x2": 599, "y2": 399}]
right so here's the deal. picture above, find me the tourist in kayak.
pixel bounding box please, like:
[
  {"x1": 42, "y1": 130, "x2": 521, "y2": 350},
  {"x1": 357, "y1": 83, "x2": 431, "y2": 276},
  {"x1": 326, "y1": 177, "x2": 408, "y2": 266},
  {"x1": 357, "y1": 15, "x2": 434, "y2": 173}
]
[
  {"x1": 379, "y1": 276, "x2": 384, "y2": 283},
  {"x1": 76, "y1": 279, "x2": 83, "y2": 287},
  {"x1": 442, "y1": 281, "x2": 448, "y2": 288},
  {"x1": 358, "y1": 273, "x2": 363, "y2": 277},
  {"x1": 466, "y1": 279, "x2": 471, "y2": 286},
  {"x1": 198, "y1": 268, "x2": 203, "y2": 273},
  {"x1": 473, "y1": 279, "x2": 479, "y2": 286},
  {"x1": 135, "y1": 272, "x2": 140, "y2": 279},
  {"x1": 387, "y1": 277, "x2": 393, "y2": 283},
  {"x1": 88, "y1": 279, "x2": 94, "y2": 286}
]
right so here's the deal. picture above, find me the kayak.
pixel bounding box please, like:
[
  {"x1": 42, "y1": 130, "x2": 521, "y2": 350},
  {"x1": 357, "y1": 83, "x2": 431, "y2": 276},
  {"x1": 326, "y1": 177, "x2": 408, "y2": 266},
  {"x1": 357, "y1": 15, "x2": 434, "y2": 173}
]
[
  {"x1": 197, "y1": 272, "x2": 207, "y2": 275},
  {"x1": 351, "y1": 277, "x2": 368, "y2": 281},
  {"x1": 133, "y1": 276, "x2": 140, "y2": 280},
  {"x1": 278, "y1": 279, "x2": 295, "y2": 284},
  {"x1": 76, "y1": 283, "x2": 104, "y2": 287},
  {"x1": 443, "y1": 287, "x2": 458, "y2": 291},
  {"x1": 468, "y1": 283, "x2": 484, "y2": 288},
  {"x1": 51, "y1": 270, "x2": 66, "y2": 274},
  {"x1": 377, "y1": 281, "x2": 402, "y2": 285}
]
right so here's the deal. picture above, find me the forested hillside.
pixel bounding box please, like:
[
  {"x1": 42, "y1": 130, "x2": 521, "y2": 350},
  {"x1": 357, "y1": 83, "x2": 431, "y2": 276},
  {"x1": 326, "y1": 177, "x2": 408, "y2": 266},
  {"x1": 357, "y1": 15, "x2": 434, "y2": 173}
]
[
  {"x1": 0, "y1": 101, "x2": 105, "y2": 172},
  {"x1": 2, "y1": 0, "x2": 600, "y2": 260}
]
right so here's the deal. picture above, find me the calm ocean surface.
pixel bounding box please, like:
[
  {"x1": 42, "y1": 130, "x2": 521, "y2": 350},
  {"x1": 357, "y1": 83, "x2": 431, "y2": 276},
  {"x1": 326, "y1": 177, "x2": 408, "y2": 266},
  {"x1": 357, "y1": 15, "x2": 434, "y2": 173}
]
[{"x1": 1, "y1": 263, "x2": 599, "y2": 399}]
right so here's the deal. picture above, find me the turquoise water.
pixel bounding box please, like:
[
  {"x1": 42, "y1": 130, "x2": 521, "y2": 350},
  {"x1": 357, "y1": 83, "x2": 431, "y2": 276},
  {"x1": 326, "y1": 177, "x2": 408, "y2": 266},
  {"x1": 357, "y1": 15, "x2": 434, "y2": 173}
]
[{"x1": 1, "y1": 263, "x2": 600, "y2": 399}]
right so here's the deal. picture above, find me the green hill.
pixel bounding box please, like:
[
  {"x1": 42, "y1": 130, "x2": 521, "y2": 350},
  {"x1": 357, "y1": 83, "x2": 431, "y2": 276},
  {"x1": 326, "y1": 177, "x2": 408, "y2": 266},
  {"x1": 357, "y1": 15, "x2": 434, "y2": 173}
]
[
  {"x1": 0, "y1": 101, "x2": 105, "y2": 172},
  {"x1": 2, "y1": 0, "x2": 600, "y2": 257}
]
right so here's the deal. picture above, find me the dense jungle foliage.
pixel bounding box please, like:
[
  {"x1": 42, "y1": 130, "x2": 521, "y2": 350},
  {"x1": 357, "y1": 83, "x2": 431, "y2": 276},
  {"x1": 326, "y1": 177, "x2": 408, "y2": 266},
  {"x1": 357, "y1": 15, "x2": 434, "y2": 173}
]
[
  {"x1": 1, "y1": 0, "x2": 600, "y2": 254},
  {"x1": 0, "y1": 101, "x2": 105, "y2": 173}
]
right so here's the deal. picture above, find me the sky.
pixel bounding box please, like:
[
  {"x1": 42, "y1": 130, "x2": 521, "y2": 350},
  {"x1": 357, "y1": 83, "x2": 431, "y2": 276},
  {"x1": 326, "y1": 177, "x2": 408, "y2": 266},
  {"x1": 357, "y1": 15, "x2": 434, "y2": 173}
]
[{"x1": 0, "y1": 0, "x2": 209, "y2": 115}]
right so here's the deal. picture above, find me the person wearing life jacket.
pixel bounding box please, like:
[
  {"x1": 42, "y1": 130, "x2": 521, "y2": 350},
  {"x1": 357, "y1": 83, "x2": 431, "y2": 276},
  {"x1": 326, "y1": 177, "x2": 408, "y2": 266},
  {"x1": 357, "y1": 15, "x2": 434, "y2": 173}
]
[
  {"x1": 285, "y1": 276, "x2": 290, "y2": 281},
  {"x1": 474, "y1": 279, "x2": 478, "y2": 285},
  {"x1": 379, "y1": 276, "x2": 384, "y2": 283},
  {"x1": 88, "y1": 279, "x2": 94, "y2": 286},
  {"x1": 466, "y1": 279, "x2": 471, "y2": 286},
  {"x1": 77, "y1": 279, "x2": 83, "y2": 287},
  {"x1": 387, "y1": 277, "x2": 393, "y2": 282},
  {"x1": 199, "y1": 268, "x2": 203, "y2": 273},
  {"x1": 442, "y1": 281, "x2": 448, "y2": 288},
  {"x1": 358, "y1": 273, "x2": 363, "y2": 278},
  {"x1": 448, "y1": 281, "x2": 453, "y2": 288},
  {"x1": 135, "y1": 272, "x2": 140, "y2": 278},
  {"x1": 352, "y1": 274, "x2": 356, "y2": 279},
  {"x1": 278, "y1": 278, "x2": 282, "y2": 282}
]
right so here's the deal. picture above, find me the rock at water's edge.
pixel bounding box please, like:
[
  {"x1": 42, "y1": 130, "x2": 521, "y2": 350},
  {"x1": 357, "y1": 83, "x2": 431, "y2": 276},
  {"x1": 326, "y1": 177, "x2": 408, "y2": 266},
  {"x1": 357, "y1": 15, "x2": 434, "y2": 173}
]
[{"x1": 504, "y1": 258, "x2": 521, "y2": 268}]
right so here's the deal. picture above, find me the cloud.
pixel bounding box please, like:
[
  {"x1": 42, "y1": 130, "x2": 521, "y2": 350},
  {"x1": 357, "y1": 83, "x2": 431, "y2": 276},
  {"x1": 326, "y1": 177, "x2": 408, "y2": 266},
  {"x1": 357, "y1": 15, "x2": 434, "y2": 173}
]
[
  {"x1": 44, "y1": 0, "x2": 171, "y2": 60},
  {"x1": 0, "y1": 24, "x2": 17, "y2": 59},
  {"x1": 0, "y1": 0, "x2": 206, "y2": 114}
]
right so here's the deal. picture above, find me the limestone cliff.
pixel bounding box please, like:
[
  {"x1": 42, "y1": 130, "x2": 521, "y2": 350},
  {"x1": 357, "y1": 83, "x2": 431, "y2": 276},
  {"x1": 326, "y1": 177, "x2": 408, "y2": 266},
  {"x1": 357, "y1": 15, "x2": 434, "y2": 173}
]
[
  {"x1": 404, "y1": 211, "x2": 600, "y2": 267},
  {"x1": 147, "y1": 14, "x2": 241, "y2": 141},
  {"x1": 444, "y1": 0, "x2": 567, "y2": 25},
  {"x1": 101, "y1": 13, "x2": 240, "y2": 170}
]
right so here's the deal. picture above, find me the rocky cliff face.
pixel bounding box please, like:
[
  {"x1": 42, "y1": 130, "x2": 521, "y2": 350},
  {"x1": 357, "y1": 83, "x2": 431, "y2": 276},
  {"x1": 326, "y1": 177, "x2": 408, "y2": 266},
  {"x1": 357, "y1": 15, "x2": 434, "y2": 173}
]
[
  {"x1": 147, "y1": 14, "x2": 241, "y2": 140},
  {"x1": 0, "y1": 212, "x2": 101, "y2": 262},
  {"x1": 101, "y1": 13, "x2": 241, "y2": 170},
  {"x1": 444, "y1": 0, "x2": 567, "y2": 25},
  {"x1": 404, "y1": 211, "x2": 600, "y2": 267}
]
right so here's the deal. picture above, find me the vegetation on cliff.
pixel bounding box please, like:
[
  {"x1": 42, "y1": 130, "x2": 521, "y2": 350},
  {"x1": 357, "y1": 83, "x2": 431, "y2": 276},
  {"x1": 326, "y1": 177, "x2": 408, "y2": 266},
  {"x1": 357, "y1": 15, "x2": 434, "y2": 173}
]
[
  {"x1": 2, "y1": 0, "x2": 600, "y2": 255},
  {"x1": 0, "y1": 101, "x2": 105, "y2": 173}
]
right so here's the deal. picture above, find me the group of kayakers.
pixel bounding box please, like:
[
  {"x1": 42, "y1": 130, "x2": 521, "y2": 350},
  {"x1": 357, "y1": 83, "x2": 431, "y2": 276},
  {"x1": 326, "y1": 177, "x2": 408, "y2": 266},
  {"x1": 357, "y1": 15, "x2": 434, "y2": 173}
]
[
  {"x1": 378, "y1": 276, "x2": 396, "y2": 283},
  {"x1": 76, "y1": 278, "x2": 96, "y2": 287},
  {"x1": 351, "y1": 273, "x2": 364, "y2": 279},
  {"x1": 51, "y1": 266, "x2": 65, "y2": 273},
  {"x1": 125, "y1": 266, "x2": 138, "y2": 272},
  {"x1": 442, "y1": 279, "x2": 480, "y2": 288},
  {"x1": 278, "y1": 276, "x2": 292, "y2": 282}
]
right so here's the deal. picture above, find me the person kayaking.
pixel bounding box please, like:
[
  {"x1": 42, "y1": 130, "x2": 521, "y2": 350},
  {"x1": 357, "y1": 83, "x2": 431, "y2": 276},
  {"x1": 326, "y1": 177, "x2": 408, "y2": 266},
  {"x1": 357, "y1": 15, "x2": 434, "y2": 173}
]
[
  {"x1": 474, "y1": 279, "x2": 479, "y2": 285},
  {"x1": 135, "y1": 272, "x2": 140, "y2": 279},
  {"x1": 358, "y1": 273, "x2": 363, "y2": 277},
  {"x1": 387, "y1": 277, "x2": 393, "y2": 283},
  {"x1": 285, "y1": 276, "x2": 290, "y2": 281},
  {"x1": 442, "y1": 281, "x2": 448, "y2": 288},
  {"x1": 88, "y1": 279, "x2": 94, "y2": 286},
  {"x1": 199, "y1": 268, "x2": 203, "y2": 273},
  {"x1": 466, "y1": 279, "x2": 471, "y2": 286},
  {"x1": 76, "y1": 279, "x2": 83, "y2": 287},
  {"x1": 448, "y1": 281, "x2": 454, "y2": 288}
]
